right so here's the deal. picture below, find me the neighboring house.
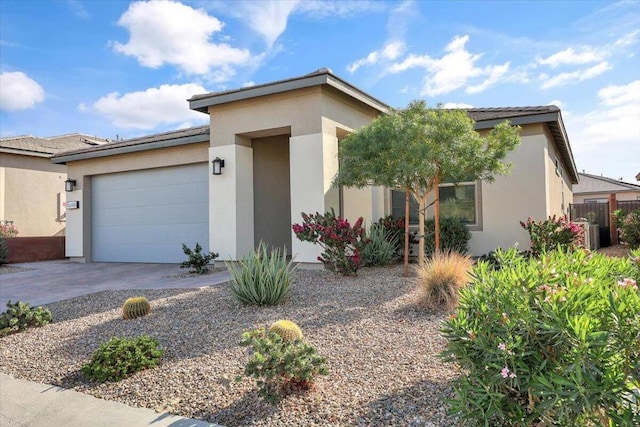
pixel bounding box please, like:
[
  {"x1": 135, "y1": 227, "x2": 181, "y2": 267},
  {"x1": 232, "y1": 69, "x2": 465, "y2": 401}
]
[
  {"x1": 572, "y1": 173, "x2": 640, "y2": 204},
  {"x1": 0, "y1": 134, "x2": 108, "y2": 237},
  {"x1": 52, "y1": 69, "x2": 578, "y2": 263}
]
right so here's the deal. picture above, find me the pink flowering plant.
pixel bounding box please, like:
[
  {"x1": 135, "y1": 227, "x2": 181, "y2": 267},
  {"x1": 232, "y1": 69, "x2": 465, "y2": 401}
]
[
  {"x1": 520, "y1": 215, "x2": 584, "y2": 256},
  {"x1": 441, "y1": 247, "x2": 640, "y2": 426},
  {"x1": 292, "y1": 210, "x2": 367, "y2": 276},
  {"x1": 0, "y1": 221, "x2": 18, "y2": 238},
  {"x1": 614, "y1": 208, "x2": 640, "y2": 249}
]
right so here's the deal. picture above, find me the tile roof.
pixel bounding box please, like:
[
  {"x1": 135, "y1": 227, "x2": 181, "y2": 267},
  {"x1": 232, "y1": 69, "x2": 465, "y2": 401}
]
[
  {"x1": 465, "y1": 106, "x2": 560, "y2": 122},
  {"x1": 573, "y1": 172, "x2": 640, "y2": 194},
  {"x1": 0, "y1": 133, "x2": 108, "y2": 156},
  {"x1": 51, "y1": 125, "x2": 210, "y2": 163}
]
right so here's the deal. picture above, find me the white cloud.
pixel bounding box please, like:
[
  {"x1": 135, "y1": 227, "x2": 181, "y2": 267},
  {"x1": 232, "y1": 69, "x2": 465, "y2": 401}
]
[
  {"x1": 89, "y1": 83, "x2": 209, "y2": 130},
  {"x1": 389, "y1": 34, "x2": 509, "y2": 97},
  {"x1": 239, "y1": 0, "x2": 298, "y2": 47},
  {"x1": 66, "y1": 0, "x2": 90, "y2": 19},
  {"x1": 0, "y1": 71, "x2": 45, "y2": 112},
  {"x1": 541, "y1": 61, "x2": 611, "y2": 89},
  {"x1": 112, "y1": 1, "x2": 252, "y2": 77},
  {"x1": 564, "y1": 80, "x2": 640, "y2": 182},
  {"x1": 347, "y1": 41, "x2": 405, "y2": 73},
  {"x1": 442, "y1": 102, "x2": 473, "y2": 109},
  {"x1": 548, "y1": 99, "x2": 565, "y2": 109},
  {"x1": 295, "y1": 0, "x2": 385, "y2": 19},
  {"x1": 536, "y1": 47, "x2": 601, "y2": 68},
  {"x1": 241, "y1": 81, "x2": 256, "y2": 88}
]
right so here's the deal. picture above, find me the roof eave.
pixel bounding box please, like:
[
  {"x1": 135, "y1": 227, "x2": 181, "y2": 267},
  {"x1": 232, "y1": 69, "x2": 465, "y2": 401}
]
[
  {"x1": 0, "y1": 147, "x2": 53, "y2": 158},
  {"x1": 474, "y1": 111, "x2": 579, "y2": 185},
  {"x1": 188, "y1": 72, "x2": 390, "y2": 114},
  {"x1": 52, "y1": 133, "x2": 209, "y2": 164}
]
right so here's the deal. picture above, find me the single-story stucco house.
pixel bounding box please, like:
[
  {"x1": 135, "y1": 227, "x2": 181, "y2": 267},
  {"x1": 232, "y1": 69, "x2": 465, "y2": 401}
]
[
  {"x1": 0, "y1": 134, "x2": 107, "y2": 237},
  {"x1": 572, "y1": 172, "x2": 640, "y2": 204},
  {"x1": 51, "y1": 69, "x2": 578, "y2": 263}
]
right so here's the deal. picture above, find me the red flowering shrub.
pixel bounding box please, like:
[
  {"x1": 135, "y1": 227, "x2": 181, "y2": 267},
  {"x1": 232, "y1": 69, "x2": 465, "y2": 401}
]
[
  {"x1": 520, "y1": 215, "x2": 584, "y2": 256},
  {"x1": 292, "y1": 210, "x2": 367, "y2": 275}
]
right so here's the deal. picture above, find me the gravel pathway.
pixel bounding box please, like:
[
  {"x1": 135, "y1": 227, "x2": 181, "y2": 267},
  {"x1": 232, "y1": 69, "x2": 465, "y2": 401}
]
[{"x1": 0, "y1": 266, "x2": 462, "y2": 426}]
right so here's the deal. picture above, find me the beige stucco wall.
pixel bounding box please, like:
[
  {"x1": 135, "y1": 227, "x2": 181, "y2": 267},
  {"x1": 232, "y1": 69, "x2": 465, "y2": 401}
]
[
  {"x1": 63, "y1": 143, "x2": 208, "y2": 260},
  {"x1": 0, "y1": 153, "x2": 67, "y2": 237},
  {"x1": 573, "y1": 191, "x2": 640, "y2": 203},
  {"x1": 544, "y1": 126, "x2": 573, "y2": 217}
]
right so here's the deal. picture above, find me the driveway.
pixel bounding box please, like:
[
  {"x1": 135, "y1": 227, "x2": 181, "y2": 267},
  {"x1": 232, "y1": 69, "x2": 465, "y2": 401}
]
[{"x1": 0, "y1": 260, "x2": 230, "y2": 308}]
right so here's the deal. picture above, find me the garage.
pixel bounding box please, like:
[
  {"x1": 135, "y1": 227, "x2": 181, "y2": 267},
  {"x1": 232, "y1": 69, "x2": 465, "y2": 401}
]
[{"x1": 92, "y1": 163, "x2": 209, "y2": 263}]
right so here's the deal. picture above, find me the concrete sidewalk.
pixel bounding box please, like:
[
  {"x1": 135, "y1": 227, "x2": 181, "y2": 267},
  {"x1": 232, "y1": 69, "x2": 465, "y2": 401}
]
[
  {"x1": 0, "y1": 373, "x2": 219, "y2": 427},
  {"x1": 0, "y1": 260, "x2": 229, "y2": 426}
]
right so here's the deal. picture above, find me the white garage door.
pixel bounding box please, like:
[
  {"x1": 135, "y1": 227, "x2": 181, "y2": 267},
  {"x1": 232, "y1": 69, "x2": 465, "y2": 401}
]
[{"x1": 92, "y1": 163, "x2": 209, "y2": 263}]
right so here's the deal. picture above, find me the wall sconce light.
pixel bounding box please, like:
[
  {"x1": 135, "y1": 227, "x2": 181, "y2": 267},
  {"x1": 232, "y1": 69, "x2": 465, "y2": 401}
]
[
  {"x1": 212, "y1": 157, "x2": 225, "y2": 175},
  {"x1": 65, "y1": 178, "x2": 77, "y2": 192}
]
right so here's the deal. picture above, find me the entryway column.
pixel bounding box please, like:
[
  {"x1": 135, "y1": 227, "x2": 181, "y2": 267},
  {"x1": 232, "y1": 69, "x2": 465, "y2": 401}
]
[
  {"x1": 289, "y1": 132, "x2": 338, "y2": 263},
  {"x1": 209, "y1": 145, "x2": 254, "y2": 260}
]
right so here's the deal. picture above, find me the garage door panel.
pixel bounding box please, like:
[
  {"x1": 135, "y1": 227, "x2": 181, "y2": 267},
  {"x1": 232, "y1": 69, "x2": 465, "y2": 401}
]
[{"x1": 92, "y1": 164, "x2": 209, "y2": 263}]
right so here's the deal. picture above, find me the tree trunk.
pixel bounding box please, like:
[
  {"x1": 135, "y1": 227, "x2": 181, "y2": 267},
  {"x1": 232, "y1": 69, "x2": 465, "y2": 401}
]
[
  {"x1": 404, "y1": 189, "x2": 410, "y2": 277},
  {"x1": 434, "y1": 174, "x2": 441, "y2": 253},
  {"x1": 418, "y1": 195, "x2": 426, "y2": 264}
]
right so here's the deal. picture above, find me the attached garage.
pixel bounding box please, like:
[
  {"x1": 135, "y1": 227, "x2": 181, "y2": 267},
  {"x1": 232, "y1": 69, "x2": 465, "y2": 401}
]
[{"x1": 91, "y1": 163, "x2": 209, "y2": 263}]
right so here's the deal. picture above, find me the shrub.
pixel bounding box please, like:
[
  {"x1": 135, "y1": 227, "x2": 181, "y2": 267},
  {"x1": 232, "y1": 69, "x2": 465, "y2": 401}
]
[
  {"x1": 520, "y1": 215, "x2": 584, "y2": 256},
  {"x1": 0, "y1": 300, "x2": 52, "y2": 337},
  {"x1": 82, "y1": 335, "x2": 164, "y2": 382},
  {"x1": 424, "y1": 217, "x2": 471, "y2": 255},
  {"x1": 180, "y1": 242, "x2": 219, "y2": 274},
  {"x1": 227, "y1": 242, "x2": 296, "y2": 306},
  {"x1": 292, "y1": 210, "x2": 367, "y2": 275},
  {"x1": 238, "y1": 327, "x2": 328, "y2": 403},
  {"x1": 269, "y1": 319, "x2": 303, "y2": 342},
  {"x1": 361, "y1": 223, "x2": 397, "y2": 267},
  {"x1": 0, "y1": 221, "x2": 18, "y2": 238},
  {"x1": 374, "y1": 215, "x2": 417, "y2": 257},
  {"x1": 615, "y1": 209, "x2": 640, "y2": 249},
  {"x1": 414, "y1": 251, "x2": 472, "y2": 310},
  {"x1": 442, "y1": 247, "x2": 640, "y2": 426},
  {"x1": 122, "y1": 296, "x2": 151, "y2": 319}
]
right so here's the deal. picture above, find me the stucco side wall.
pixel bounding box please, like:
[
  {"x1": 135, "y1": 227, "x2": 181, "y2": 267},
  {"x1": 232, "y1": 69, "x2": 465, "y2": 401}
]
[
  {"x1": 544, "y1": 125, "x2": 573, "y2": 217},
  {"x1": 468, "y1": 124, "x2": 549, "y2": 255},
  {"x1": 1, "y1": 167, "x2": 66, "y2": 237},
  {"x1": 63, "y1": 143, "x2": 208, "y2": 260}
]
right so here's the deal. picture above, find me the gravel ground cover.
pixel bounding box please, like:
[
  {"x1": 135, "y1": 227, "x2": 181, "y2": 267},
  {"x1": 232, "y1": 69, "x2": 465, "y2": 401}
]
[{"x1": 0, "y1": 266, "x2": 461, "y2": 426}]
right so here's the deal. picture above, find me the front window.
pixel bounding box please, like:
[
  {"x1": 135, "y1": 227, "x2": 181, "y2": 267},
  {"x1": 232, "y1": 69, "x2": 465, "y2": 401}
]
[{"x1": 391, "y1": 180, "x2": 481, "y2": 228}]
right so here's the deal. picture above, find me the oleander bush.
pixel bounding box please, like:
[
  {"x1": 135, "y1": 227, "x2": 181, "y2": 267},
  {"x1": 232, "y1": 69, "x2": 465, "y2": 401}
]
[
  {"x1": 0, "y1": 300, "x2": 52, "y2": 337},
  {"x1": 441, "y1": 247, "x2": 640, "y2": 426},
  {"x1": 414, "y1": 251, "x2": 473, "y2": 310},
  {"x1": 238, "y1": 327, "x2": 328, "y2": 403},
  {"x1": 520, "y1": 215, "x2": 584, "y2": 256},
  {"x1": 227, "y1": 242, "x2": 296, "y2": 306},
  {"x1": 82, "y1": 335, "x2": 164, "y2": 382},
  {"x1": 292, "y1": 210, "x2": 367, "y2": 275},
  {"x1": 361, "y1": 223, "x2": 397, "y2": 267},
  {"x1": 424, "y1": 217, "x2": 471, "y2": 255},
  {"x1": 615, "y1": 209, "x2": 640, "y2": 249},
  {"x1": 180, "y1": 242, "x2": 219, "y2": 274}
]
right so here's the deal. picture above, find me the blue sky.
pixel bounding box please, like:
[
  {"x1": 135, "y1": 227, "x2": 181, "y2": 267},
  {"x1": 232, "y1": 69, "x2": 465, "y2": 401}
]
[{"x1": 1, "y1": 0, "x2": 638, "y2": 183}]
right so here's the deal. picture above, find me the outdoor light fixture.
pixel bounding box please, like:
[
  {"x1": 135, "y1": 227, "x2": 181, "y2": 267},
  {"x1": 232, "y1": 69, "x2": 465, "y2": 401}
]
[
  {"x1": 212, "y1": 157, "x2": 225, "y2": 175},
  {"x1": 65, "y1": 178, "x2": 77, "y2": 192}
]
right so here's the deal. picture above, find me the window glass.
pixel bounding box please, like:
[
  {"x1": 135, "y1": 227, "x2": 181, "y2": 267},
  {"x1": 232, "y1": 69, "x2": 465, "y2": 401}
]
[
  {"x1": 439, "y1": 184, "x2": 476, "y2": 224},
  {"x1": 391, "y1": 190, "x2": 419, "y2": 224}
]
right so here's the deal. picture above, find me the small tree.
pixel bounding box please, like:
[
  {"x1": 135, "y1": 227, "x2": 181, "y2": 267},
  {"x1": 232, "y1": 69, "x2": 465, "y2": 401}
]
[{"x1": 335, "y1": 101, "x2": 521, "y2": 273}]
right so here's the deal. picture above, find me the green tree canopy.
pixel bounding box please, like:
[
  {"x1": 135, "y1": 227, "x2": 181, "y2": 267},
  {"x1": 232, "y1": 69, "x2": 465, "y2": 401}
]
[{"x1": 334, "y1": 100, "x2": 521, "y2": 272}]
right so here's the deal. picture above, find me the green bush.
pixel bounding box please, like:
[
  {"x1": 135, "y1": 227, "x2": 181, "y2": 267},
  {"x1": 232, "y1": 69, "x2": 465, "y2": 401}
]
[
  {"x1": 180, "y1": 242, "x2": 219, "y2": 274},
  {"x1": 520, "y1": 215, "x2": 584, "y2": 256},
  {"x1": 82, "y1": 335, "x2": 164, "y2": 382},
  {"x1": 441, "y1": 247, "x2": 640, "y2": 426},
  {"x1": 374, "y1": 215, "x2": 417, "y2": 257},
  {"x1": 0, "y1": 301, "x2": 52, "y2": 337},
  {"x1": 615, "y1": 209, "x2": 640, "y2": 249},
  {"x1": 424, "y1": 217, "x2": 471, "y2": 254},
  {"x1": 0, "y1": 237, "x2": 7, "y2": 265},
  {"x1": 361, "y1": 223, "x2": 397, "y2": 267},
  {"x1": 227, "y1": 241, "x2": 296, "y2": 305},
  {"x1": 238, "y1": 327, "x2": 328, "y2": 403}
]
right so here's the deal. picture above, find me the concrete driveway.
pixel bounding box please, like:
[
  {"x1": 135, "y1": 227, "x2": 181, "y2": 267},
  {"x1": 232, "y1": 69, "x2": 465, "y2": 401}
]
[{"x1": 0, "y1": 260, "x2": 230, "y2": 308}]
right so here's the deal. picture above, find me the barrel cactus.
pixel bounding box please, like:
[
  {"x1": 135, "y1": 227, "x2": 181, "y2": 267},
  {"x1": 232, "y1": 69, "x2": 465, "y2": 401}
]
[
  {"x1": 122, "y1": 297, "x2": 151, "y2": 319},
  {"x1": 269, "y1": 319, "x2": 303, "y2": 341}
]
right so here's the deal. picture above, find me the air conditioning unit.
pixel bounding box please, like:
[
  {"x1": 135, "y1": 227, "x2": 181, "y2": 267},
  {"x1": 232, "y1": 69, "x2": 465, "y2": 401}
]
[{"x1": 574, "y1": 221, "x2": 600, "y2": 251}]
